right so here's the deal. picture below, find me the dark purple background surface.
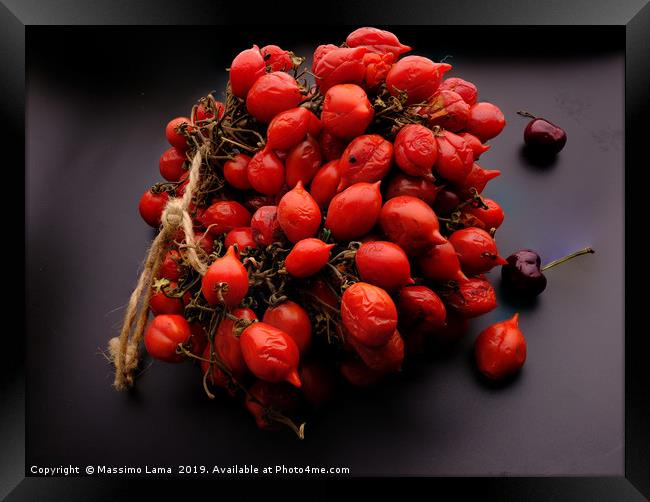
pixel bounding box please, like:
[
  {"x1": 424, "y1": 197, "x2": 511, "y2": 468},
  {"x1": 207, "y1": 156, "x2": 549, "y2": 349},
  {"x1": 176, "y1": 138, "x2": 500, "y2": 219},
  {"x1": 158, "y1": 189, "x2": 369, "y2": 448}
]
[{"x1": 26, "y1": 26, "x2": 624, "y2": 476}]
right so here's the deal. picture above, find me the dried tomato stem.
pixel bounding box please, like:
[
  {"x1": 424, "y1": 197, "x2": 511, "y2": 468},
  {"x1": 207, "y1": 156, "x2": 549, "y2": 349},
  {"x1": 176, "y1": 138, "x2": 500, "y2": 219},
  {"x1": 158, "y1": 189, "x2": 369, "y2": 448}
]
[{"x1": 541, "y1": 247, "x2": 595, "y2": 271}]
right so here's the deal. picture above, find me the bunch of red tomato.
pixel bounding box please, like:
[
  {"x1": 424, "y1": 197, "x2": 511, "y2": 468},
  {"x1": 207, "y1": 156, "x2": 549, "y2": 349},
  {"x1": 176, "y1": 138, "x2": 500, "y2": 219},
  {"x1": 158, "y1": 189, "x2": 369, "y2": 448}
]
[{"x1": 136, "y1": 27, "x2": 526, "y2": 437}]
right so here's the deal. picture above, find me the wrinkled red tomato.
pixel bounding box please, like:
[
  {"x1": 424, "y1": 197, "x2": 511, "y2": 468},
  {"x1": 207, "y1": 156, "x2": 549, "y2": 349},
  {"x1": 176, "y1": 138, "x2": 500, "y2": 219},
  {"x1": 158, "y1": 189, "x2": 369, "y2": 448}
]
[
  {"x1": 355, "y1": 241, "x2": 414, "y2": 291},
  {"x1": 441, "y1": 278, "x2": 497, "y2": 318},
  {"x1": 201, "y1": 200, "x2": 252, "y2": 236},
  {"x1": 417, "y1": 241, "x2": 468, "y2": 283},
  {"x1": 421, "y1": 89, "x2": 470, "y2": 132},
  {"x1": 439, "y1": 77, "x2": 478, "y2": 105},
  {"x1": 475, "y1": 313, "x2": 526, "y2": 380},
  {"x1": 246, "y1": 72, "x2": 303, "y2": 124},
  {"x1": 158, "y1": 249, "x2": 183, "y2": 281},
  {"x1": 338, "y1": 134, "x2": 393, "y2": 189},
  {"x1": 223, "y1": 154, "x2": 252, "y2": 191},
  {"x1": 454, "y1": 162, "x2": 501, "y2": 198},
  {"x1": 246, "y1": 148, "x2": 285, "y2": 196},
  {"x1": 347, "y1": 329, "x2": 405, "y2": 373},
  {"x1": 263, "y1": 301, "x2": 312, "y2": 354},
  {"x1": 266, "y1": 107, "x2": 312, "y2": 152},
  {"x1": 261, "y1": 44, "x2": 293, "y2": 71},
  {"x1": 346, "y1": 27, "x2": 411, "y2": 58},
  {"x1": 224, "y1": 227, "x2": 258, "y2": 253},
  {"x1": 310, "y1": 160, "x2": 341, "y2": 209},
  {"x1": 397, "y1": 285, "x2": 447, "y2": 333},
  {"x1": 229, "y1": 45, "x2": 266, "y2": 98},
  {"x1": 434, "y1": 130, "x2": 474, "y2": 184},
  {"x1": 463, "y1": 197, "x2": 505, "y2": 230},
  {"x1": 313, "y1": 46, "x2": 367, "y2": 92},
  {"x1": 393, "y1": 124, "x2": 438, "y2": 180},
  {"x1": 319, "y1": 130, "x2": 347, "y2": 161},
  {"x1": 448, "y1": 227, "x2": 507, "y2": 275},
  {"x1": 277, "y1": 181, "x2": 322, "y2": 243},
  {"x1": 201, "y1": 246, "x2": 249, "y2": 307},
  {"x1": 325, "y1": 181, "x2": 382, "y2": 241},
  {"x1": 385, "y1": 172, "x2": 440, "y2": 205},
  {"x1": 466, "y1": 102, "x2": 506, "y2": 142},
  {"x1": 250, "y1": 205, "x2": 285, "y2": 246},
  {"x1": 386, "y1": 56, "x2": 451, "y2": 104},
  {"x1": 458, "y1": 132, "x2": 491, "y2": 160},
  {"x1": 321, "y1": 84, "x2": 374, "y2": 140},
  {"x1": 284, "y1": 238, "x2": 334, "y2": 278},
  {"x1": 341, "y1": 282, "x2": 398, "y2": 347},
  {"x1": 215, "y1": 307, "x2": 257, "y2": 377},
  {"x1": 285, "y1": 135, "x2": 322, "y2": 187},
  {"x1": 144, "y1": 314, "x2": 191, "y2": 363}
]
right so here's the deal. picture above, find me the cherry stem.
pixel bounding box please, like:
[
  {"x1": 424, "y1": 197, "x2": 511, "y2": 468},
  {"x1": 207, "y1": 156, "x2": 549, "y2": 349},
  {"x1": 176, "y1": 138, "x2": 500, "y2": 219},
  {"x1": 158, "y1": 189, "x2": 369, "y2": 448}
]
[
  {"x1": 541, "y1": 247, "x2": 595, "y2": 271},
  {"x1": 517, "y1": 110, "x2": 537, "y2": 119}
]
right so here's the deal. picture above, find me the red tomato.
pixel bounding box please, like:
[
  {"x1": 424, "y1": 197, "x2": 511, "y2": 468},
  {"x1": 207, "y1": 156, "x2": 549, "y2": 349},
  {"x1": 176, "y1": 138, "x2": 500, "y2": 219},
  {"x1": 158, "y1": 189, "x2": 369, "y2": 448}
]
[
  {"x1": 417, "y1": 241, "x2": 468, "y2": 283},
  {"x1": 454, "y1": 162, "x2": 501, "y2": 198},
  {"x1": 385, "y1": 172, "x2": 440, "y2": 205},
  {"x1": 201, "y1": 246, "x2": 249, "y2": 307},
  {"x1": 260, "y1": 44, "x2": 293, "y2": 71},
  {"x1": 277, "y1": 181, "x2": 322, "y2": 243},
  {"x1": 338, "y1": 134, "x2": 393, "y2": 189},
  {"x1": 240, "y1": 322, "x2": 301, "y2": 387},
  {"x1": 340, "y1": 358, "x2": 383, "y2": 387},
  {"x1": 266, "y1": 107, "x2": 312, "y2": 152},
  {"x1": 431, "y1": 189, "x2": 460, "y2": 216},
  {"x1": 246, "y1": 148, "x2": 285, "y2": 196},
  {"x1": 149, "y1": 281, "x2": 184, "y2": 316},
  {"x1": 379, "y1": 195, "x2": 446, "y2": 256},
  {"x1": 159, "y1": 147, "x2": 187, "y2": 182},
  {"x1": 397, "y1": 285, "x2": 446, "y2": 332},
  {"x1": 393, "y1": 124, "x2": 437, "y2": 180},
  {"x1": 312, "y1": 44, "x2": 338, "y2": 70},
  {"x1": 188, "y1": 322, "x2": 208, "y2": 357},
  {"x1": 466, "y1": 102, "x2": 506, "y2": 142},
  {"x1": 201, "y1": 200, "x2": 251, "y2": 236},
  {"x1": 193, "y1": 231, "x2": 215, "y2": 255},
  {"x1": 224, "y1": 227, "x2": 258, "y2": 252},
  {"x1": 215, "y1": 307, "x2": 257, "y2": 377},
  {"x1": 386, "y1": 56, "x2": 451, "y2": 104},
  {"x1": 355, "y1": 241, "x2": 414, "y2": 291},
  {"x1": 325, "y1": 181, "x2": 382, "y2": 241},
  {"x1": 246, "y1": 72, "x2": 302, "y2": 124},
  {"x1": 165, "y1": 117, "x2": 192, "y2": 150},
  {"x1": 475, "y1": 313, "x2": 526, "y2": 380},
  {"x1": 439, "y1": 77, "x2": 478, "y2": 105},
  {"x1": 245, "y1": 380, "x2": 301, "y2": 430},
  {"x1": 362, "y1": 52, "x2": 394, "y2": 89},
  {"x1": 229, "y1": 45, "x2": 266, "y2": 98},
  {"x1": 313, "y1": 46, "x2": 367, "y2": 92},
  {"x1": 319, "y1": 130, "x2": 347, "y2": 161},
  {"x1": 285, "y1": 135, "x2": 322, "y2": 187},
  {"x1": 284, "y1": 238, "x2": 334, "y2": 278},
  {"x1": 300, "y1": 361, "x2": 336, "y2": 407},
  {"x1": 321, "y1": 84, "x2": 374, "y2": 140},
  {"x1": 158, "y1": 249, "x2": 183, "y2": 281},
  {"x1": 144, "y1": 314, "x2": 191, "y2": 363},
  {"x1": 341, "y1": 282, "x2": 398, "y2": 347},
  {"x1": 263, "y1": 301, "x2": 312, "y2": 354},
  {"x1": 310, "y1": 160, "x2": 341, "y2": 209},
  {"x1": 242, "y1": 193, "x2": 275, "y2": 213},
  {"x1": 448, "y1": 227, "x2": 507, "y2": 275},
  {"x1": 139, "y1": 189, "x2": 169, "y2": 228},
  {"x1": 458, "y1": 132, "x2": 491, "y2": 160},
  {"x1": 421, "y1": 90, "x2": 470, "y2": 132},
  {"x1": 346, "y1": 27, "x2": 411, "y2": 58},
  {"x1": 223, "y1": 154, "x2": 252, "y2": 190},
  {"x1": 347, "y1": 329, "x2": 404, "y2": 373},
  {"x1": 463, "y1": 197, "x2": 505, "y2": 230},
  {"x1": 308, "y1": 279, "x2": 340, "y2": 310},
  {"x1": 307, "y1": 112, "x2": 322, "y2": 136},
  {"x1": 434, "y1": 130, "x2": 474, "y2": 184},
  {"x1": 250, "y1": 205, "x2": 285, "y2": 246},
  {"x1": 442, "y1": 278, "x2": 497, "y2": 318},
  {"x1": 194, "y1": 100, "x2": 224, "y2": 122}
]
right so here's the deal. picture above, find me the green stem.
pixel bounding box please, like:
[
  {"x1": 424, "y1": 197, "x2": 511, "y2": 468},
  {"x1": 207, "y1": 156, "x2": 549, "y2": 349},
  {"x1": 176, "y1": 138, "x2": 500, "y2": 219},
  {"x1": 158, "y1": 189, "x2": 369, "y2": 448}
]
[{"x1": 541, "y1": 247, "x2": 595, "y2": 271}]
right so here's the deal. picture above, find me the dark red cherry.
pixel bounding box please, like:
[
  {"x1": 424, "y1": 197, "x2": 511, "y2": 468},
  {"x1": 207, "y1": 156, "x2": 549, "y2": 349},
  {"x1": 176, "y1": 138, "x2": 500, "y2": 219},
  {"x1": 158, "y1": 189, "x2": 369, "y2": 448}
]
[{"x1": 518, "y1": 111, "x2": 567, "y2": 155}]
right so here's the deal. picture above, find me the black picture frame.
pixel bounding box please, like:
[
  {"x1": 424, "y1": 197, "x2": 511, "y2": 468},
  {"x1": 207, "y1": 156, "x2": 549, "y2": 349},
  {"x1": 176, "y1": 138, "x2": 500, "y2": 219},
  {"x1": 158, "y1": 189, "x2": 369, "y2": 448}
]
[{"x1": 4, "y1": 0, "x2": 649, "y2": 499}]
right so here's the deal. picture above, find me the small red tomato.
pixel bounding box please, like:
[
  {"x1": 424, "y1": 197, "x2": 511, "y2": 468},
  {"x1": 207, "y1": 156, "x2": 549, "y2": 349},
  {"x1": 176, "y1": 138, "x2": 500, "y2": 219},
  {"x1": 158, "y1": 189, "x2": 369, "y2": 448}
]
[
  {"x1": 386, "y1": 56, "x2": 451, "y2": 104},
  {"x1": 379, "y1": 195, "x2": 446, "y2": 256},
  {"x1": 307, "y1": 112, "x2": 322, "y2": 136},
  {"x1": 448, "y1": 227, "x2": 507, "y2": 275},
  {"x1": 284, "y1": 238, "x2": 334, "y2": 278},
  {"x1": 313, "y1": 46, "x2": 367, "y2": 92},
  {"x1": 201, "y1": 200, "x2": 251, "y2": 236},
  {"x1": 362, "y1": 52, "x2": 394, "y2": 89},
  {"x1": 285, "y1": 135, "x2": 322, "y2": 187},
  {"x1": 247, "y1": 148, "x2": 286, "y2": 196},
  {"x1": 158, "y1": 249, "x2": 183, "y2": 281},
  {"x1": 149, "y1": 281, "x2": 184, "y2": 316},
  {"x1": 223, "y1": 154, "x2": 252, "y2": 190},
  {"x1": 463, "y1": 197, "x2": 505, "y2": 230},
  {"x1": 193, "y1": 231, "x2": 215, "y2": 255},
  {"x1": 458, "y1": 132, "x2": 491, "y2": 160},
  {"x1": 200, "y1": 344, "x2": 229, "y2": 390},
  {"x1": 434, "y1": 130, "x2": 474, "y2": 184},
  {"x1": 300, "y1": 361, "x2": 337, "y2": 407},
  {"x1": 165, "y1": 117, "x2": 192, "y2": 150},
  {"x1": 266, "y1": 107, "x2": 312, "y2": 152},
  {"x1": 159, "y1": 147, "x2": 187, "y2": 182},
  {"x1": 242, "y1": 193, "x2": 275, "y2": 213},
  {"x1": 224, "y1": 227, "x2": 258, "y2": 252},
  {"x1": 240, "y1": 322, "x2": 302, "y2": 387},
  {"x1": 346, "y1": 27, "x2": 411, "y2": 58},
  {"x1": 454, "y1": 162, "x2": 501, "y2": 198},
  {"x1": 347, "y1": 329, "x2": 404, "y2": 373},
  {"x1": 325, "y1": 181, "x2": 382, "y2": 241},
  {"x1": 277, "y1": 181, "x2": 322, "y2": 243},
  {"x1": 338, "y1": 134, "x2": 393, "y2": 189},
  {"x1": 319, "y1": 130, "x2": 347, "y2": 161},
  {"x1": 246, "y1": 72, "x2": 302, "y2": 124},
  {"x1": 229, "y1": 45, "x2": 266, "y2": 98},
  {"x1": 245, "y1": 380, "x2": 301, "y2": 430},
  {"x1": 431, "y1": 189, "x2": 461, "y2": 216},
  {"x1": 417, "y1": 241, "x2": 468, "y2": 283},
  {"x1": 321, "y1": 84, "x2": 374, "y2": 140},
  {"x1": 439, "y1": 77, "x2": 478, "y2": 105},
  {"x1": 139, "y1": 189, "x2": 169, "y2": 228},
  {"x1": 260, "y1": 44, "x2": 293, "y2": 71},
  {"x1": 475, "y1": 313, "x2": 526, "y2": 380},
  {"x1": 466, "y1": 102, "x2": 506, "y2": 142},
  {"x1": 215, "y1": 307, "x2": 257, "y2": 377},
  {"x1": 251, "y1": 205, "x2": 285, "y2": 246},
  {"x1": 313, "y1": 44, "x2": 338, "y2": 70},
  {"x1": 201, "y1": 245, "x2": 249, "y2": 307},
  {"x1": 397, "y1": 285, "x2": 446, "y2": 332},
  {"x1": 264, "y1": 301, "x2": 312, "y2": 354},
  {"x1": 421, "y1": 89, "x2": 470, "y2": 132},
  {"x1": 442, "y1": 278, "x2": 497, "y2": 318},
  {"x1": 393, "y1": 124, "x2": 437, "y2": 180},
  {"x1": 310, "y1": 160, "x2": 341, "y2": 209},
  {"x1": 188, "y1": 322, "x2": 208, "y2": 357},
  {"x1": 144, "y1": 314, "x2": 191, "y2": 363},
  {"x1": 385, "y1": 172, "x2": 440, "y2": 205},
  {"x1": 355, "y1": 241, "x2": 414, "y2": 291},
  {"x1": 194, "y1": 100, "x2": 224, "y2": 122},
  {"x1": 340, "y1": 358, "x2": 383, "y2": 387},
  {"x1": 341, "y1": 282, "x2": 398, "y2": 347}
]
